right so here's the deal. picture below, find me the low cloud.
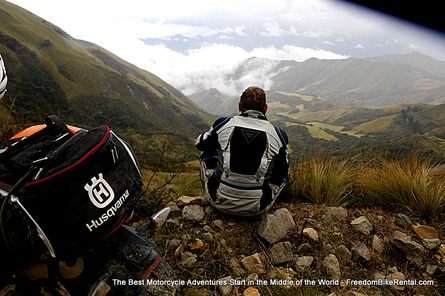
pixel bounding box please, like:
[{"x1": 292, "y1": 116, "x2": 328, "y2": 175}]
[
  {"x1": 114, "y1": 41, "x2": 348, "y2": 96},
  {"x1": 9, "y1": 0, "x2": 445, "y2": 97}
]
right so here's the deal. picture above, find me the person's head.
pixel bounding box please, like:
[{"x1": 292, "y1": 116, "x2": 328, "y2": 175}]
[
  {"x1": 0, "y1": 54, "x2": 7, "y2": 100},
  {"x1": 238, "y1": 86, "x2": 268, "y2": 113}
]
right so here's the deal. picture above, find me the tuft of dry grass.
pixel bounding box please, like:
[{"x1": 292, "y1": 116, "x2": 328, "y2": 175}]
[
  {"x1": 286, "y1": 156, "x2": 356, "y2": 206},
  {"x1": 358, "y1": 156, "x2": 445, "y2": 219}
]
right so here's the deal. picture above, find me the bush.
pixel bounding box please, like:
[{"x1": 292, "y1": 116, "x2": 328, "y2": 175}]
[
  {"x1": 286, "y1": 156, "x2": 356, "y2": 206},
  {"x1": 358, "y1": 156, "x2": 445, "y2": 219}
]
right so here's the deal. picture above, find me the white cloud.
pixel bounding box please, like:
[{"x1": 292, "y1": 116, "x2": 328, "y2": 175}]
[
  {"x1": 221, "y1": 26, "x2": 247, "y2": 37},
  {"x1": 355, "y1": 44, "x2": 364, "y2": 49},
  {"x1": 250, "y1": 45, "x2": 348, "y2": 61},
  {"x1": 120, "y1": 42, "x2": 347, "y2": 96},
  {"x1": 7, "y1": 0, "x2": 445, "y2": 95},
  {"x1": 260, "y1": 22, "x2": 284, "y2": 37}
]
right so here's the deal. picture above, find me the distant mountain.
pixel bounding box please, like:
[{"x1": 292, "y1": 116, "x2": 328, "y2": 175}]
[
  {"x1": 188, "y1": 88, "x2": 237, "y2": 115},
  {"x1": 366, "y1": 51, "x2": 445, "y2": 78},
  {"x1": 0, "y1": 0, "x2": 209, "y2": 137},
  {"x1": 190, "y1": 54, "x2": 445, "y2": 113},
  {"x1": 270, "y1": 56, "x2": 445, "y2": 107}
]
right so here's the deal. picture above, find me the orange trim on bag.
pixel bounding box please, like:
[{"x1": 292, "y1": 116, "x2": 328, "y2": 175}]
[{"x1": 10, "y1": 124, "x2": 82, "y2": 140}]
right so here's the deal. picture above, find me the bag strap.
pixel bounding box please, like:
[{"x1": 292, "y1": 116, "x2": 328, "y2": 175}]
[
  {"x1": 0, "y1": 169, "x2": 35, "y2": 254},
  {"x1": 0, "y1": 167, "x2": 57, "y2": 260}
]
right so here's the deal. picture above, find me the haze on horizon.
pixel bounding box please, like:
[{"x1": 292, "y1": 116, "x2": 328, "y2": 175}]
[{"x1": 6, "y1": 0, "x2": 445, "y2": 95}]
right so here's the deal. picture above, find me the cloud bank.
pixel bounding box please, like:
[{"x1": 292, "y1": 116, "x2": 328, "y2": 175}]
[{"x1": 7, "y1": 0, "x2": 445, "y2": 95}]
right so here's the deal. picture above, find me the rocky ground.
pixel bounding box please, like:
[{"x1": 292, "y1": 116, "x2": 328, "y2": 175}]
[
  {"x1": 142, "y1": 195, "x2": 445, "y2": 296},
  {"x1": 1, "y1": 196, "x2": 443, "y2": 296}
]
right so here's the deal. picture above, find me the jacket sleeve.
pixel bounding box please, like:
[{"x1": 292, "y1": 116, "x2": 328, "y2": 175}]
[
  {"x1": 270, "y1": 128, "x2": 289, "y2": 186},
  {"x1": 195, "y1": 117, "x2": 230, "y2": 152}
]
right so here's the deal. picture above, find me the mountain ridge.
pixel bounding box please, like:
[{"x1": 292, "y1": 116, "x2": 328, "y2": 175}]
[
  {"x1": 189, "y1": 53, "x2": 445, "y2": 114},
  {"x1": 0, "y1": 0, "x2": 210, "y2": 137}
]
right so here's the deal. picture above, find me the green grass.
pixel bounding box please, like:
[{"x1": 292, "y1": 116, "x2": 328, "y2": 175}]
[
  {"x1": 306, "y1": 124, "x2": 339, "y2": 141},
  {"x1": 1, "y1": 1, "x2": 210, "y2": 138},
  {"x1": 281, "y1": 108, "x2": 355, "y2": 124},
  {"x1": 309, "y1": 121, "x2": 364, "y2": 138},
  {"x1": 352, "y1": 115, "x2": 396, "y2": 134},
  {"x1": 275, "y1": 91, "x2": 315, "y2": 101}
]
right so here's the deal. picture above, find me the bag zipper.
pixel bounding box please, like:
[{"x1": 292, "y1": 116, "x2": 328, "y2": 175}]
[{"x1": 27, "y1": 126, "x2": 111, "y2": 186}]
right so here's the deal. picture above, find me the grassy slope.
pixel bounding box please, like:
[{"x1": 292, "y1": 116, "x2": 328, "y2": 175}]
[
  {"x1": 0, "y1": 0, "x2": 213, "y2": 166},
  {"x1": 0, "y1": 0, "x2": 210, "y2": 136}
]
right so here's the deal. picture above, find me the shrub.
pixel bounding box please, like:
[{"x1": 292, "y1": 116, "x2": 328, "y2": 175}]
[
  {"x1": 358, "y1": 156, "x2": 445, "y2": 219},
  {"x1": 286, "y1": 156, "x2": 356, "y2": 206}
]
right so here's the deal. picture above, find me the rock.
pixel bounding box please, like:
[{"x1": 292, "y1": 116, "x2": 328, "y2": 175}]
[
  {"x1": 201, "y1": 232, "x2": 214, "y2": 243},
  {"x1": 351, "y1": 216, "x2": 373, "y2": 235},
  {"x1": 241, "y1": 253, "x2": 267, "y2": 275},
  {"x1": 394, "y1": 213, "x2": 412, "y2": 228},
  {"x1": 325, "y1": 207, "x2": 348, "y2": 221},
  {"x1": 166, "y1": 218, "x2": 181, "y2": 226},
  {"x1": 217, "y1": 276, "x2": 233, "y2": 296},
  {"x1": 230, "y1": 259, "x2": 246, "y2": 276},
  {"x1": 182, "y1": 234, "x2": 192, "y2": 245},
  {"x1": 182, "y1": 205, "x2": 205, "y2": 222},
  {"x1": 336, "y1": 245, "x2": 352, "y2": 266},
  {"x1": 439, "y1": 244, "x2": 445, "y2": 261},
  {"x1": 426, "y1": 264, "x2": 438, "y2": 275},
  {"x1": 243, "y1": 287, "x2": 261, "y2": 296},
  {"x1": 372, "y1": 235, "x2": 385, "y2": 255},
  {"x1": 211, "y1": 219, "x2": 224, "y2": 229},
  {"x1": 269, "y1": 242, "x2": 294, "y2": 265},
  {"x1": 323, "y1": 243, "x2": 335, "y2": 254},
  {"x1": 302, "y1": 228, "x2": 319, "y2": 242},
  {"x1": 168, "y1": 239, "x2": 181, "y2": 250},
  {"x1": 295, "y1": 256, "x2": 314, "y2": 271},
  {"x1": 373, "y1": 272, "x2": 386, "y2": 280},
  {"x1": 246, "y1": 273, "x2": 259, "y2": 281},
  {"x1": 177, "y1": 195, "x2": 208, "y2": 207},
  {"x1": 422, "y1": 238, "x2": 441, "y2": 250},
  {"x1": 323, "y1": 254, "x2": 341, "y2": 279},
  {"x1": 204, "y1": 206, "x2": 214, "y2": 215},
  {"x1": 189, "y1": 239, "x2": 205, "y2": 250},
  {"x1": 412, "y1": 225, "x2": 439, "y2": 239},
  {"x1": 388, "y1": 266, "x2": 398, "y2": 273},
  {"x1": 203, "y1": 225, "x2": 212, "y2": 232},
  {"x1": 352, "y1": 242, "x2": 371, "y2": 261},
  {"x1": 268, "y1": 267, "x2": 296, "y2": 280},
  {"x1": 180, "y1": 252, "x2": 197, "y2": 268},
  {"x1": 296, "y1": 243, "x2": 312, "y2": 254},
  {"x1": 392, "y1": 231, "x2": 425, "y2": 261},
  {"x1": 386, "y1": 272, "x2": 405, "y2": 291},
  {"x1": 258, "y1": 208, "x2": 295, "y2": 244},
  {"x1": 165, "y1": 201, "x2": 182, "y2": 213}
]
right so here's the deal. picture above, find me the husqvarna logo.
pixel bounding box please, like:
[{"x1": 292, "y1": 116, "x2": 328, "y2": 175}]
[{"x1": 84, "y1": 173, "x2": 115, "y2": 208}]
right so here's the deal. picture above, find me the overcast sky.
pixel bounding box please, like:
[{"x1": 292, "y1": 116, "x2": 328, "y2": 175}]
[{"x1": 6, "y1": 0, "x2": 445, "y2": 95}]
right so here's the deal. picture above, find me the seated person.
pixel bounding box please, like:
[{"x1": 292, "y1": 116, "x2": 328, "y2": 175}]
[{"x1": 196, "y1": 86, "x2": 289, "y2": 216}]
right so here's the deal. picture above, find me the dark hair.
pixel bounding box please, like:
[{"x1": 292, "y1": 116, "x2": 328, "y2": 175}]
[{"x1": 240, "y1": 86, "x2": 266, "y2": 112}]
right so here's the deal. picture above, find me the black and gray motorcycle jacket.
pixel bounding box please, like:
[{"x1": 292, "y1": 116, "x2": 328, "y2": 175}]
[{"x1": 196, "y1": 110, "x2": 289, "y2": 215}]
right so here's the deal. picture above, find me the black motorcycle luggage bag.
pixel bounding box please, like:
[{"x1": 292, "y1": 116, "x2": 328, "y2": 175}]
[{"x1": 0, "y1": 116, "x2": 142, "y2": 269}]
